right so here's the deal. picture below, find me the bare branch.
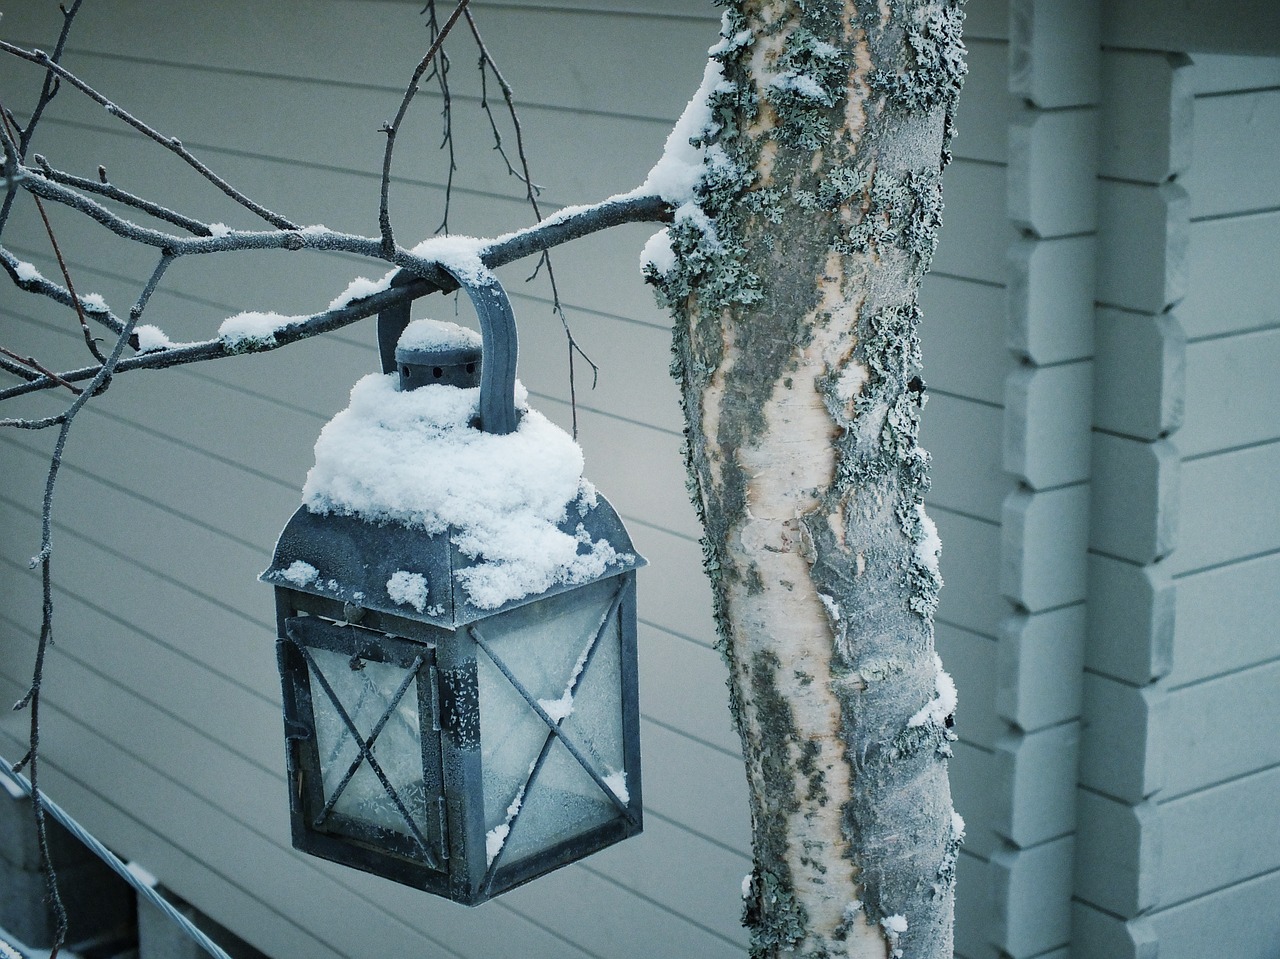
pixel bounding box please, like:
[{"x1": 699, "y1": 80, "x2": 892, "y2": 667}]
[
  {"x1": 0, "y1": 192, "x2": 672, "y2": 403},
  {"x1": 0, "y1": 0, "x2": 83, "y2": 241},
  {"x1": 1, "y1": 242, "x2": 132, "y2": 340},
  {"x1": 4, "y1": 113, "x2": 110, "y2": 364},
  {"x1": 462, "y1": 7, "x2": 602, "y2": 436},
  {"x1": 34, "y1": 156, "x2": 215, "y2": 236},
  {"x1": 0, "y1": 346, "x2": 82, "y2": 397},
  {"x1": 464, "y1": 10, "x2": 541, "y2": 205},
  {"x1": 422, "y1": 1, "x2": 460, "y2": 235},
  {"x1": 0, "y1": 40, "x2": 299, "y2": 230},
  {"x1": 379, "y1": 0, "x2": 470, "y2": 255}
]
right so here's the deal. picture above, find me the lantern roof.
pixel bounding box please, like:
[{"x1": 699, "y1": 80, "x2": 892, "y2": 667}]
[{"x1": 260, "y1": 487, "x2": 644, "y2": 628}]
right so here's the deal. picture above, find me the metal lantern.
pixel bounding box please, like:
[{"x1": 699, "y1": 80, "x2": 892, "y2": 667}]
[{"x1": 261, "y1": 263, "x2": 644, "y2": 905}]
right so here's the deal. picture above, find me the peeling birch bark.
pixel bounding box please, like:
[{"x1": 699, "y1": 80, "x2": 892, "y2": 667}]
[{"x1": 647, "y1": 2, "x2": 967, "y2": 956}]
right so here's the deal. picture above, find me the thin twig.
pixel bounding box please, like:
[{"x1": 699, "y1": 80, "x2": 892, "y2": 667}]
[
  {"x1": 0, "y1": 193, "x2": 673, "y2": 404},
  {"x1": 422, "y1": 1, "x2": 459, "y2": 235},
  {"x1": 0, "y1": 106, "x2": 111, "y2": 364},
  {"x1": 463, "y1": 7, "x2": 598, "y2": 436},
  {"x1": 0, "y1": 346, "x2": 82, "y2": 396},
  {"x1": 379, "y1": 0, "x2": 470, "y2": 255},
  {"x1": 0, "y1": 41, "x2": 299, "y2": 230},
  {"x1": 34, "y1": 156, "x2": 215, "y2": 236},
  {"x1": 0, "y1": 352, "x2": 41, "y2": 381},
  {"x1": 0, "y1": 0, "x2": 83, "y2": 236},
  {"x1": 9, "y1": 254, "x2": 167, "y2": 959}
]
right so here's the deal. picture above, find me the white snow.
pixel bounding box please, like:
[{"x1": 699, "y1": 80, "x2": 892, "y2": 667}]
[
  {"x1": 770, "y1": 71, "x2": 828, "y2": 102},
  {"x1": 639, "y1": 227, "x2": 676, "y2": 276},
  {"x1": 328, "y1": 270, "x2": 396, "y2": 311},
  {"x1": 80, "y1": 292, "x2": 109, "y2": 313},
  {"x1": 328, "y1": 235, "x2": 490, "y2": 313},
  {"x1": 208, "y1": 222, "x2": 232, "y2": 238},
  {"x1": 538, "y1": 689, "x2": 575, "y2": 723},
  {"x1": 951, "y1": 810, "x2": 966, "y2": 840},
  {"x1": 708, "y1": 28, "x2": 753, "y2": 58},
  {"x1": 641, "y1": 202, "x2": 721, "y2": 278},
  {"x1": 14, "y1": 260, "x2": 42, "y2": 283},
  {"x1": 280, "y1": 560, "x2": 319, "y2": 588},
  {"x1": 386, "y1": 570, "x2": 430, "y2": 613},
  {"x1": 218, "y1": 310, "x2": 306, "y2": 348},
  {"x1": 907, "y1": 653, "x2": 958, "y2": 729},
  {"x1": 485, "y1": 778, "x2": 529, "y2": 864},
  {"x1": 485, "y1": 822, "x2": 510, "y2": 864},
  {"x1": 134, "y1": 324, "x2": 174, "y2": 353},
  {"x1": 398, "y1": 319, "x2": 481, "y2": 353},
  {"x1": 915, "y1": 503, "x2": 942, "y2": 576},
  {"x1": 638, "y1": 57, "x2": 725, "y2": 205},
  {"x1": 536, "y1": 629, "x2": 596, "y2": 723},
  {"x1": 882, "y1": 914, "x2": 908, "y2": 956},
  {"x1": 741, "y1": 873, "x2": 753, "y2": 899},
  {"x1": 882, "y1": 915, "x2": 909, "y2": 935},
  {"x1": 407, "y1": 234, "x2": 490, "y2": 285},
  {"x1": 603, "y1": 769, "x2": 629, "y2": 804},
  {"x1": 301, "y1": 374, "x2": 631, "y2": 610}
]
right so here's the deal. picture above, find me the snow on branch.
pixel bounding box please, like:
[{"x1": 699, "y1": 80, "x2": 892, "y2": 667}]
[{"x1": 0, "y1": 191, "x2": 672, "y2": 404}]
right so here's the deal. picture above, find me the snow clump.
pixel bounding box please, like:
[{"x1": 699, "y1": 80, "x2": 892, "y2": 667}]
[
  {"x1": 907, "y1": 652, "x2": 958, "y2": 729},
  {"x1": 134, "y1": 324, "x2": 174, "y2": 353},
  {"x1": 398, "y1": 318, "x2": 481, "y2": 353},
  {"x1": 218, "y1": 311, "x2": 307, "y2": 349},
  {"x1": 281, "y1": 560, "x2": 319, "y2": 588},
  {"x1": 301, "y1": 372, "x2": 630, "y2": 610},
  {"x1": 386, "y1": 570, "x2": 430, "y2": 613}
]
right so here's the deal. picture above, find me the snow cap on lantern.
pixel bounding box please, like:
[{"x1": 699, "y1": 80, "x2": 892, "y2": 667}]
[{"x1": 261, "y1": 262, "x2": 644, "y2": 905}]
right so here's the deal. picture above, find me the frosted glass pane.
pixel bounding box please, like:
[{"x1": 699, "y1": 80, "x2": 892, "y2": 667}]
[
  {"x1": 499, "y1": 738, "x2": 619, "y2": 863},
  {"x1": 308, "y1": 647, "x2": 428, "y2": 841},
  {"x1": 480, "y1": 578, "x2": 617, "y2": 702},
  {"x1": 476, "y1": 577, "x2": 621, "y2": 832},
  {"x1": 476, "y1": 651, "x2": 548, "y2": 831},
  {"x1": 561, "y1": 611, "x2": 626, "y2": 801}
]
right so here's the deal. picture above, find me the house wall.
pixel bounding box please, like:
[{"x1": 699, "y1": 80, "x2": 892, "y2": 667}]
[{"x1": 1075, "y1": 43, "x2": 1280, "y2": 959}]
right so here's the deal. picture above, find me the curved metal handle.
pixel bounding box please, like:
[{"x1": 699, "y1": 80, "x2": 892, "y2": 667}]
[{"x1": 377, "y1": 262, "x2": 519, "y2": 435}]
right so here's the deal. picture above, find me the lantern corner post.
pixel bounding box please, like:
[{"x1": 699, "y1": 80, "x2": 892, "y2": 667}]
[{"x1": 433, "y1": 625, "x2": 490, "y2": 904}]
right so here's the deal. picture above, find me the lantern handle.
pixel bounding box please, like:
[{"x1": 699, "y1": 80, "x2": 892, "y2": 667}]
[{"x1": 377, "y1": 261, "x2": 519, "y2": 436}]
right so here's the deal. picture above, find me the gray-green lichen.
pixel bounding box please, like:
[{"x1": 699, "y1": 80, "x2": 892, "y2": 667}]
[
  {"x1": 742, "y1": 649, "x2": 810, "y2": 957},
  {"x1": 871, "y1": 5, "x2": 968, "y2": 115}
]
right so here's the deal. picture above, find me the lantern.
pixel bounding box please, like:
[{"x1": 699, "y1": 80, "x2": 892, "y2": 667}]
[{"x1": 261, "y1": 263, "x2": 644, "y2": 905}]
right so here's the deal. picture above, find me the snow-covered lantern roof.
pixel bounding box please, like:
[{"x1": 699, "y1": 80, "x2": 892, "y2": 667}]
[{"x1": 261, "y1": 262, "x2": 644, "y2": 905}]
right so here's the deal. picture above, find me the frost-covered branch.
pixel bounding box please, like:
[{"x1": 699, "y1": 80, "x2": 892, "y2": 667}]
[
  {"x1": 0, "y1": 39, "x2": 298, "y2": 230},
  {"x1": 0, "y1": 192, "x2": 672, "y2": 404},
  {"x1": 33, "y1": 155, "x2": 217, "y2": 236},
  {"x1": 379, "y1": 0, "x2": 471, "y2": 256}
]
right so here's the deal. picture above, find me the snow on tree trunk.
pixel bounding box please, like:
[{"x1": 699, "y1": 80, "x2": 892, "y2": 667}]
[{"x1": 645, "y1": 2, "x2": 967, "y2": 956}]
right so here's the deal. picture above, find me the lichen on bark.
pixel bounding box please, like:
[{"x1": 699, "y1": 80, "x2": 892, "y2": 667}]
[{"x1": 646, "y1": 2, "x2": 966, "y2": 956}]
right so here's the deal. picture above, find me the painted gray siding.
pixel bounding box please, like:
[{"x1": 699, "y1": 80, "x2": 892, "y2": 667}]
[{"x1": 1077, "y1": 44, "x2": 1280, "y2": 959}]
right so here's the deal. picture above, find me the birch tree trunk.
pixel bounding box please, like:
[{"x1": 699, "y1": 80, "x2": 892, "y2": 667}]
[{"x1": 647, "y1": 3, "x2": 967, "y2": 956}]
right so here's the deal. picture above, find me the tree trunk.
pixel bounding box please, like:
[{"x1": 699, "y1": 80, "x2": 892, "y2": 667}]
[{"x1": 647, "y1": 2, "x2": 966, "y2": 956}]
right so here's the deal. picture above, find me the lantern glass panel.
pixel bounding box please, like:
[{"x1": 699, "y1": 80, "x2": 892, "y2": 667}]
[
  {"x1": 475, "y1": 576, "x2": 629, "y2": 866},
  {"x1": 500, "y1": 738, "x2": 620, "y2": 862},
  {"x1": 306, "y1": 645, "x2": 431, "y2": 844}
]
